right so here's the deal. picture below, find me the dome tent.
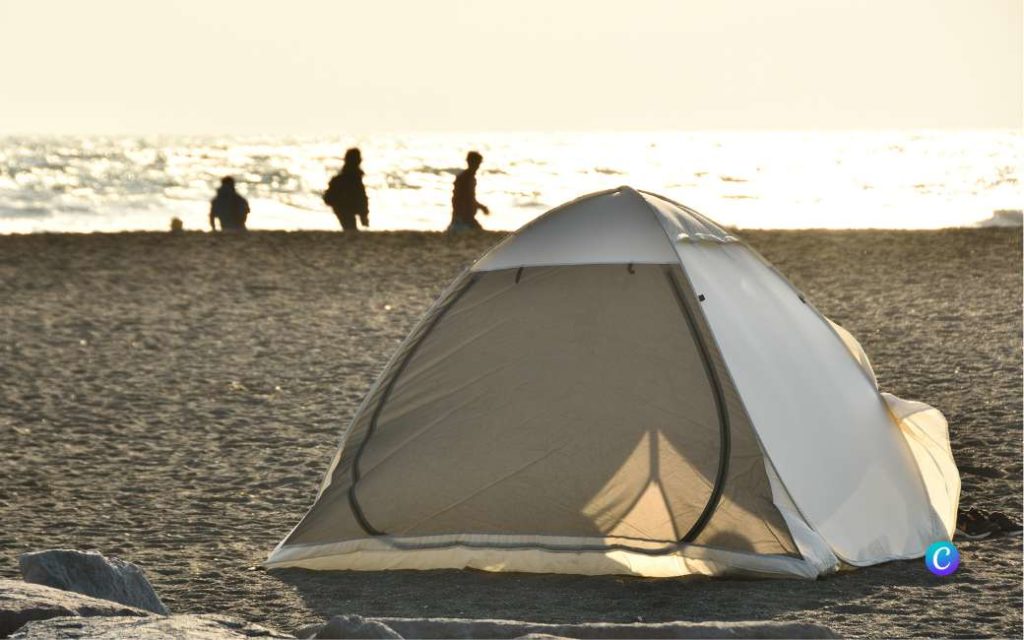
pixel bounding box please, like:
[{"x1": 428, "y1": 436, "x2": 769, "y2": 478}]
[{"x1": 267, "y1": 187, "x2": 959, "y2": 578}]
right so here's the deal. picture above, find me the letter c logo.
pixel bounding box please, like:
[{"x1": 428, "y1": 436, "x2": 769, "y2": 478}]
[{"x1": 925, "y1": 541, "x2": 959, "y2": 576}]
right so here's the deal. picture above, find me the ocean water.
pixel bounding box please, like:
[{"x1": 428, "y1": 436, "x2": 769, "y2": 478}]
[{"x1": 0, "y1": 131, "x2": 1019, "y2": 233}]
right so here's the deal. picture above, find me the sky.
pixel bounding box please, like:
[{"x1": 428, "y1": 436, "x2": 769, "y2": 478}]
[{"x1": 1, "y1": 0, "x2": 1021, "y2": 134}]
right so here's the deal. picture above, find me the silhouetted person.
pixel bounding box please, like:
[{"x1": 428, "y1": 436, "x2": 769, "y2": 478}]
[
  {"x1": 209, "y1": 176, "x2": 250, "y2": 232},
  {"x1": 448, "y1": 151, "x2": 489, "y2": 232},
  {"x1": 323, "y1": 148, "x2": 369, "y2": 232}
]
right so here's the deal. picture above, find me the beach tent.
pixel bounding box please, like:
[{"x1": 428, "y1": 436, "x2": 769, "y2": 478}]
[{"x1": 267, "y1": 187, "x2": 959, "y2": 578}]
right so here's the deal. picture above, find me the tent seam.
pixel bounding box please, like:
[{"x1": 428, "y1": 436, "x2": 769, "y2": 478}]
[
  {"x1": 627, "y1": 187, "x2": 733, "y2": 545},
  {"x1": 633, "y1": 189, "x2": 806, "y2": 558}
]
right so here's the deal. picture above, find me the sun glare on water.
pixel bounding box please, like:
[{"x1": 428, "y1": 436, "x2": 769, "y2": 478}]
[{"x1": 0, "y1": 131, "x2": 1019, "y2": 233}]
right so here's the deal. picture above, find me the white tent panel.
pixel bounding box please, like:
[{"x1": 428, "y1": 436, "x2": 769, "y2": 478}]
[
  {"x1": 882, "y1": 393, "x2": 960, "y2": 538},
  {"x1": 674, "y1": 242, "x2": 948, "y2": 565},
  {"x1": 639, "y1": 190, "x2": 739, "y2": 243},
  {"x1": 828, "y1": 319, "x2": 959, "y2": 538},
  {"x1": 474, "y1": 189, "x2": 680, "y2": 271},
  {"x1": 764, "y1": 459, "x2": 840, "y2": 575}
]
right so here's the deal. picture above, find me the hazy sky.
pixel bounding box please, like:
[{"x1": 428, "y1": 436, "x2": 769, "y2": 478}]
[{"x1": 1, "y1": 0, "x2": 1020, "y2": 134}]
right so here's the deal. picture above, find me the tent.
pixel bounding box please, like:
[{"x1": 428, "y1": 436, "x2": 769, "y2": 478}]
[{"x1": 267, "y1": 187, "x2": 959, "y2": 578}]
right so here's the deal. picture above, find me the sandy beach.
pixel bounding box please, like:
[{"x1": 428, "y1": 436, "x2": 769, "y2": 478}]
[{"x1": 0, "y1": 228, "x2": 1020, "y2": 638}]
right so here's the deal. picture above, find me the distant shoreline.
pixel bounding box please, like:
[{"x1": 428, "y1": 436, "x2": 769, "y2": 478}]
[{"x1": 3, "y1": 133, "x2": 1019, "y2": 233}]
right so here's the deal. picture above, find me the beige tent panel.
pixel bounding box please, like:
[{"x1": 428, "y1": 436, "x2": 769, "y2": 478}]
[{"x1": 283, "y1": 264, "x2": 796, "y2": 558}]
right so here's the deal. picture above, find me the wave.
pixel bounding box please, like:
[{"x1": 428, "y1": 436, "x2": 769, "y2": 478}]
[
  {"x1": 975, "y1": 210, "x2": 1023, "y2": 228},
  {"x1": 0, "y1": 206, "x2": 50, "y2": 219}
]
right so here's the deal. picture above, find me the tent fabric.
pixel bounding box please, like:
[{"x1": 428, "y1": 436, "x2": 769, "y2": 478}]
[
  {"x1": 283, "y1": 264, "x2": 797, "y2": 557},
  {"x1": 267, "y1": 186, "x2": 958, "y2": 578},
  {"x1": 674, "y1": 241, "x2": 949, "y2": 565},
  {"x1": 474, "y1": 189, "x2": 735, "y2": 272},
  {"x1": 264, "y1": 533, "x2": 820, "y2": 579},
  {"x1": 286, "y1": 271, "x2": 481, "y2": 545},
  {"x1": 763, "y1": 460, "x2": 840, "y2": 576},
  {"x1": 881, "y1": 393, "x2": 960, "y2": 539},
  {"x1": 827, "y1": 319, "x2": 959, "y2": 538},
  {"x1": 663, "y1": 267, "x2": 798, "y2": 556}
]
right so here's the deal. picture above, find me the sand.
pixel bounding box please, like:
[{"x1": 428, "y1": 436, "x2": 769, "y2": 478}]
[{"x1": 0, "y1": 228, "x2": 1020, "y2": 638}]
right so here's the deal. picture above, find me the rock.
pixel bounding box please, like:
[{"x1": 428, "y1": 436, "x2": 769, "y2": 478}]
[
  {"x1": 9, "y1": 614, "x2": 292, "y2": 639},
  {"x1": 0, "y1": 579, "x2": 149, "y2": 638},
  {"x1": 19, "y1": 550, "x2": 169, "y2": 615},
  {"x1": 300, "y1": 616, "x2": 839, "y2": 639},
  {"x1": 312, "y1": 615, "x2": 401, "y2": 639}
]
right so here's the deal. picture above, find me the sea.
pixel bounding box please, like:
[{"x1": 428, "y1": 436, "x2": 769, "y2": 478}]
[{"x1": 0, "y1": 131, "x2": 1020, "y2": 234}]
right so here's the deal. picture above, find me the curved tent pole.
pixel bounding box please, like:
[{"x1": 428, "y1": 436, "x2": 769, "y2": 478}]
[
  {"x1": 347, "y1": 264, "x2": 732, "y2": 546},
  {"x1": 628, "y1": 185, "x2": 733, "y2": 544},
  {"x1": 662, "y1": 267, "x2": 732, "y2": 543},
  {"x1": 348, "y1": 273, "x2": 482, "y2": 536},
  {"x1": 650, "y1": 186, "x2": 939, "y2": 539}
]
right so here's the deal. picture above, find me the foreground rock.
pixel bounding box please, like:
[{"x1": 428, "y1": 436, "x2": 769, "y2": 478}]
[
  {"x1": 10, "y1": 614, "x2": 292, "y2": 639},
  {"x1": 19, "y1": 550, "x2": 168, "y2": 615},
  {"x1": 304, "y1": 615, "x2": 839, "y2": 639},
  {"x1": 0, "y1": 579, "x2": 149, "y2": 638}
]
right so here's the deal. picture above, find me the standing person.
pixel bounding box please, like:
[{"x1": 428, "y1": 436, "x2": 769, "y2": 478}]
[
  {"x1": 323, "y1": 148, "x2": 369, "y2": 232},
  {"x1": 209, "y1": 176, "x2": 250, "y2": 232},
  {"x1": 448, "y1": 151, "x2": 489, "y2": 233}
]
